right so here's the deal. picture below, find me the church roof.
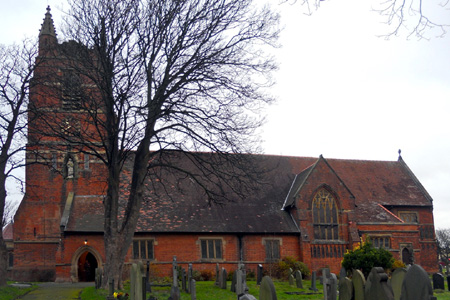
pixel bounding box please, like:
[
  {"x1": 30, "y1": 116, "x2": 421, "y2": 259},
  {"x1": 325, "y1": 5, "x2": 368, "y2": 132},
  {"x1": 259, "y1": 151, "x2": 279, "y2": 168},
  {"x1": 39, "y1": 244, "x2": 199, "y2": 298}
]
[{"x1": 63, "y1": 153, "x2": 433, "y2": 234}]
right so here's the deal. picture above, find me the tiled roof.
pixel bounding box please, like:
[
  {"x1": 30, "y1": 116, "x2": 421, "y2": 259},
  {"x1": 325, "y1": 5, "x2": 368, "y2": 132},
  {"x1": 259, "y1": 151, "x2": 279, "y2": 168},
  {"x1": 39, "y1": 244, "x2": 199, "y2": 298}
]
[{"x1": 64, "y1": 153, "x2": 432, "y2": 233}]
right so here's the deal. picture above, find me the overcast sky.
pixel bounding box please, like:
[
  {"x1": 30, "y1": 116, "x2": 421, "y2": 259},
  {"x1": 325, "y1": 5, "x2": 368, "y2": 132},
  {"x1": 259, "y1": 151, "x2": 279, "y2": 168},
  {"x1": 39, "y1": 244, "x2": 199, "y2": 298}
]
[{"x1": 1, "y1": 0, "x2": 450, "y2": 229}]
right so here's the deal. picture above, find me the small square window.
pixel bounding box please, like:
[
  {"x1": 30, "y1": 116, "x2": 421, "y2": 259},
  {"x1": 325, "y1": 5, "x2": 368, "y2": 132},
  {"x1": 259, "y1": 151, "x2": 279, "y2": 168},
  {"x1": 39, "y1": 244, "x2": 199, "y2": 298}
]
[
  {"x1": 265, "y1": 239, "x2": 280, "y2": 261},
  {"x1": 132, "y1": 240, "x2": 154, "y2": 260},
  {"x1": 200, "y1": 239, "x2": 222, "y2": 260}
]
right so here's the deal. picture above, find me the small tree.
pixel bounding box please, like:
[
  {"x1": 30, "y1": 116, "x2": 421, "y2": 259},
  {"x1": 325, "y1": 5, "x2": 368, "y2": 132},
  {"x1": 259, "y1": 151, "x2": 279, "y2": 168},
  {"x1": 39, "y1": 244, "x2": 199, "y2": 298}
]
[{"x1": 342, "y1": 238, "x2": 394, "y2": 278}]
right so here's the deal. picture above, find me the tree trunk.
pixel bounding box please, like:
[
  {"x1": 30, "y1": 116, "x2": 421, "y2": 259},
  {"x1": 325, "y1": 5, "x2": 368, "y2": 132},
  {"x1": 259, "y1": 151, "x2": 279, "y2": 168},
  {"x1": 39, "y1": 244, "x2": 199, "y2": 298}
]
[
  {"x1": 0, "y1": 170, "x2": 8, "y2": 287},
  {"x1": 0, "y1": 238, "x2": 7, "y2": 287}
]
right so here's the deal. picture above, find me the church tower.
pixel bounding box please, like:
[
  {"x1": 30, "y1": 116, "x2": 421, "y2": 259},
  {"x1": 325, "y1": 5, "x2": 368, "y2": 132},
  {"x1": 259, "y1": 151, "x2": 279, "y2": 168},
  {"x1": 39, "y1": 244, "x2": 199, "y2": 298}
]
[{"x1": 13, "y1": 7, "x2": 106, "y2": 281}]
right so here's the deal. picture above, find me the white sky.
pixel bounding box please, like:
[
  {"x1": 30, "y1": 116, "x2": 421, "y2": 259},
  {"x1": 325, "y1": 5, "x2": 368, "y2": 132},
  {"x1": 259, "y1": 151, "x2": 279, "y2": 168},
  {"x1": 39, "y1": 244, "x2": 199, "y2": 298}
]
[{"x1": 1, "y1": 0, "x2": 450, "y2": 229}]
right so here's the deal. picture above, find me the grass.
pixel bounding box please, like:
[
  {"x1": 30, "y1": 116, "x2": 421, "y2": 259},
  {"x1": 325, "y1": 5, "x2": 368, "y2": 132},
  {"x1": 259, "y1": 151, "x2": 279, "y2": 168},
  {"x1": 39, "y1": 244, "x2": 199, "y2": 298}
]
[
  {"x1": 78, "y1": 278, "x2": 450, "y2": 300},
  {"x1": 0, "y1": 282, "x2": 36, "y2": 300}
]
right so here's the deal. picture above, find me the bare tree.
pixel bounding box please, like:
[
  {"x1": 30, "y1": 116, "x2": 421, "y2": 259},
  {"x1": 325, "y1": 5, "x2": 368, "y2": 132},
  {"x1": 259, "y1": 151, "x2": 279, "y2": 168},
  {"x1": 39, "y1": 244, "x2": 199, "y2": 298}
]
[
  {"x1": 32, "y1": 0, "x2": 279, "y2": 287},
  {"x1": 436, "y1": 228, "x2": 450, "y2": 269},
  {"x1": 294, "y1": 0, "x2": 449, "y2": 38},
  {"x1": 0, "y1": 40, "x2": 37, "y2": 287}
]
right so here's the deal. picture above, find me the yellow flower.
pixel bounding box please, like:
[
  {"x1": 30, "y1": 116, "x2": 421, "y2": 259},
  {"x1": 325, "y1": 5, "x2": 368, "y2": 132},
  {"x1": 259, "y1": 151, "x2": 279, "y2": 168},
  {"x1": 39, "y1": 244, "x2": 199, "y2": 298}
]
[{"x1": 114, "y1": 292, "x2": 118, "y2": 298}]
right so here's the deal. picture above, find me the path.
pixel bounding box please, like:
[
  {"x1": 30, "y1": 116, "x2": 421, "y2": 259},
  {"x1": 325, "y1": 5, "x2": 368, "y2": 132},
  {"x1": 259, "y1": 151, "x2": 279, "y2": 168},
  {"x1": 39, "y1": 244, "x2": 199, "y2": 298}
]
[{"x1": 19, "y1": 282, "x2": 94, "y2": 300}]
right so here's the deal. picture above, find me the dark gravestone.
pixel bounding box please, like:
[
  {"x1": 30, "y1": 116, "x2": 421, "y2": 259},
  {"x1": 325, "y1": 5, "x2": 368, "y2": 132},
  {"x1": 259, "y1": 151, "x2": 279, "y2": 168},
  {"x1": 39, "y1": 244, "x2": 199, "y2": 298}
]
[
  {"x1": 322, "y1": 268, "x2": 337, "y2": 300},
  {"x1": 309, "y1": 271, "x2": 318, "y2": 292},
  {"x1": 259, "y1": 276, "x2": 277, "y2": 300},
  {"x1": 352, "y1": 269, "x2": 366, "y2": 300},
  {"x1": 339, "y1": 277, "x2": 353, "y2": 300},
  {"x1": 295, "y1": 270, "x2": 303, "y2": 289},
  {"x1": 187, "y1": 263, "x2": 193, "y2": 293},
  {"x1": 400, "y1": 264, "x2": 437, "y2": 300},
  {"x1": 339, "y1": 267, "x2": 347, "y2": 284},
  {"x1": 146, "y1": 261, "x2": 151, "y2": 292},
  {"x1": 288, "y1": 268, "x2": 294, "y2": 286},
  {"x1": 447, "y1": 276, "x2": 450, "y2": 292},
  {"x1": 390, "y1": 268, "x2": 406, "y2": 300},
  {"x1": 231, "y1": 270, "x2": 237, "y2": 293},
  {"x1": 215, "y1": 263, "x2": 220, "y2": 286},
  {"x1": 190, "y1": 279, "x2": 196, "y2": 300},
  {"x1": 439, "y1": 265, "x2": 443, "y2": 274},
  {"x1": 239, "y1": 294, "x2": 258, "y2": 300},
  {"x1": 257, "y1": 264, "x2": 263, "y2": 285},
  {"x1": 220, "y1": 268, "x2": 227, "y2": 289},
  {"x1": 181, "y1": 268, "x2": 187, "y2": 292},
  {"x1": 364, "y1": 267, "x2": 394, "y2": 300},
  {"x1": 432, "y1": 273, "x2": 445, "y2": 290}
]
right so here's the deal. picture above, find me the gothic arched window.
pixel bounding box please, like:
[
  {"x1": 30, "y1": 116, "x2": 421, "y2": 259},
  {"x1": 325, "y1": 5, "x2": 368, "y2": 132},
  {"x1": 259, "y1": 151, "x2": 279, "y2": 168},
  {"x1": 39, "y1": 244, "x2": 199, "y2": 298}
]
[{"x1": 312, "y1": 188, "x2": 339, "y2": 240}]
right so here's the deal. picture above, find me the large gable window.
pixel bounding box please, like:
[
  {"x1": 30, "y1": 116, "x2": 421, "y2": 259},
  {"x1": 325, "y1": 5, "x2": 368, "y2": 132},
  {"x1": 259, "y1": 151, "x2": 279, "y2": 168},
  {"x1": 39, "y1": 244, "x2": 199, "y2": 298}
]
[{"x1": 312, "y1": 188, "x2": 339, "y2": 240}]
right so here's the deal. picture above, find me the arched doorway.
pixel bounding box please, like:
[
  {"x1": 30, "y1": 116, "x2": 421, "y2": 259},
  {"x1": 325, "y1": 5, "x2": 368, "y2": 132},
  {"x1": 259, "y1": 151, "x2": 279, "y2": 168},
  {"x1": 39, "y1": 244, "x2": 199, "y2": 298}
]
[
  {"x1": 402, "y1": 247, "x2": 413, "y2": 265},
  {"x1": 77, "y1": 251, "x2": 98, "y2": 282}
]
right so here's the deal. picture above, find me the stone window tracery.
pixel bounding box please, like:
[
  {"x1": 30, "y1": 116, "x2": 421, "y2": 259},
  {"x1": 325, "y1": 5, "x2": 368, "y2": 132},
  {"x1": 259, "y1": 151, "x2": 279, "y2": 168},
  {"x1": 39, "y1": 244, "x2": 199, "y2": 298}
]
[{"x1": 312, "y1": 188, "x2": 339, "y2": 240}]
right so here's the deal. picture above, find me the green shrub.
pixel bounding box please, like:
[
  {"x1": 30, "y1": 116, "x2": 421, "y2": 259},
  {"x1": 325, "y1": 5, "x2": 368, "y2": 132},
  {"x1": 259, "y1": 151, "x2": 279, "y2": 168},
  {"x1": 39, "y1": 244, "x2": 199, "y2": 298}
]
[
  {"x1": 268, "y1": 256, "x2": 310, "y2": 280},
  {"x1": 342, "y1": 239, "x2": 394, "y2": 278}
]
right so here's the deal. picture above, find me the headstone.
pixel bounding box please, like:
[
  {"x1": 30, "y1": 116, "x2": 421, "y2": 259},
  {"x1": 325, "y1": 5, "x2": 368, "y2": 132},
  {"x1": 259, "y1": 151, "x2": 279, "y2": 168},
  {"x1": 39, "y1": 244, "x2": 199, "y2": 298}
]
[
  {"x1": 106, "y1": 278, "x2": 115, "y2": 300},
  {"x1": 130, "y1": 263, "x2": 137, "y2": 300},
  {"x1": 137, "y1": 261, "x2": 145, "y2": 300},
  {"x1": 390, "y1": 268, "x2": 406, "y2": 300},
  {"x1": 288, "y1": 268, "x2": 295, "y2": 286},
  {"x1": 181, "y1": 268, "x2": 187, "y2": 292},
  {"x1": 322, "y1": 268, "x2": 337, "y2": 300},
  {"x1": 364, "y1": 267, "x2": 394, "y2": 300},
  {"x1": 352, "y1": 269, "x2": 366, "y2": 300},
  {"x1": 236, "y1": 269, "x2": 245, "y2": 295},
  {"x1": 439, "y1": 265, "x2": 443, "y2": 274},
  {"x1": 95, "y1": 267, "x2": 102, "y2": 289},
  {"x1": 339, "y1": 277, "x2": 353, "y2": 300},
  {"x1": 400, "y1": 264, "x2": 437, "y2": 300},
  {"x1": 295, "y1": 270, "x2": 303, "y2": 289},
  {"x1": 447, "y1": 276, "x2": 450, "y2": 292},
  {"x1": 257, "y1": 264, "x2": 263, "y2": 285},
  {"x1": 339, "y1": 267, "x2": 347, "y2": 284},
  {"x1": 187, "y1": 263, "x2": 193, "y2": 293},
  {"x1": 170, "y1": 256, "x2": 180, "y2": 300},
  {"x1": 220, "y1": 268, "x2": 227, "y2": 289},
  {"x1": 432, "y1": 273, "x2": 445, "y2": 290},
  {"x1": 259, "y1": 276, "x2": 277, "y2": 300},
  {"x1": 170, "y1": 285, "x2": 181, "y2": 300},
  {"x1": 190, "y1": 279, "x2": 196, "y2": 300},
  {"x1": 309, "y1": 271, "x2": 318, "y2": 292},
  {"x1": 215, "y1": 263, "x2": 220, "y2": 286},
  {"x1": 231, "y1": 270, "x2": 237, "y2": 293},
  {"x1": 146, "y1": 261, "x2": 151, "y2": 292}
]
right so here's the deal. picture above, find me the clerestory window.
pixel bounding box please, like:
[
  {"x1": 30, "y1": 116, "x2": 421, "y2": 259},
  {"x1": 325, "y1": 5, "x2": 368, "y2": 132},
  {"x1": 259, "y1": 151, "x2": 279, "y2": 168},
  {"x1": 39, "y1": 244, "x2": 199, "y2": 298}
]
[{"x1": 312, "y1": 188, "x2": 339, "y2": 240}]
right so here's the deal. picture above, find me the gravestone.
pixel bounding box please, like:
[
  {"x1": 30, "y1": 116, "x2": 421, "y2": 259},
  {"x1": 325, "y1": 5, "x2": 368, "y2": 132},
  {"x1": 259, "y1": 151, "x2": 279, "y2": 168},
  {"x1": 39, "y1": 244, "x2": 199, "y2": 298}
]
[
  {"x1": 295, "y1": 270, "x2": 303, "y2": 289},
  {"x1": 181, "y1": 268, "x2": 187, "y2": 292},
  {"x1": 400, "y1": 264, "x2": 437, "y2": 300},
  {"x1": 190, "y1": 279, "x2": 196, "y2": 300},
  {"x1": 338, "y1": 277, "x2": 353, "y2": 300},
  {"x1": 220, "y1": 268, "x2": 227, "y2": 289},
  {"x1": 236, "y1": 269, "x2": 246, "y2": 295},
  {"x1": 352, "y1": 269, "x2": 366, "y2": 300},
  {"x1": 215, "y1": 263, "x2": 220, "y2": 286},
  {"x1": 260, "y1": 276, "x2": 277, "y2": 300},
  {"x1": 288, "y1": 268, "x2": 294, "y2": 286},
  {"x1": 145, "y1": 261, "x2": 151, "y2": 292},
  {"x1": 257, "y1": 264, "x2": 263, "y2": 285},
  {"x1": 390, "y1": 268, "x2": 406, "y2": 300},
  {"x1": 170, "y1": 256, "x2": 180, "y2": 300},
  {"x1": 339, "y1": 267, "x2": 347, "y2": 284},
  {"x1": 240, "y1": 294, "x2": 258, "y2": 300},
  {"x1": 106, "y1": 278, "x2": 115, "y2": 300},
  {"x1": 364, "y1": 267, "x2": 394, "y2": 300},
  {"x1": 130, "y1": 263, "x2": 137, "y2": 300},
  {"x1": 187, "y1": 263, "x2": 193, "y2": 293},
  {"x1": 322, "y1": 268, "x2": 337, "y2": 300},
  {"x1": 439, "y1": 265, "x2": 443, "y2": 274},
  {"x1": 137, "y1": 261, "x2": 146, "y2": 300},
  {"x1": 95, "y1": 267, "x2": 102, "y2": 289},
  {"x1": 432, "y1": 273, "x2": 445, "y2": 290},
  {"x1": 231, "y1": 270, "x2": 237, "y2": 293},
  {"x1": 447, "y1": 276, "x2": 450, "y2": 292},
  {"x1": 309, "y1": 271, "x2": 318, "y2": 292}
]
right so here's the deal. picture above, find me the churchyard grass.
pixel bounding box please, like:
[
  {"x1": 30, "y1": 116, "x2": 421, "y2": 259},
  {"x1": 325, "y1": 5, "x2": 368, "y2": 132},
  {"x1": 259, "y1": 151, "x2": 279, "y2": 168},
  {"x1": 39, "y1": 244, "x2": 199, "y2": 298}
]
[{"x1": 0, "y1": 282, "x2": 36, "y2": 300}]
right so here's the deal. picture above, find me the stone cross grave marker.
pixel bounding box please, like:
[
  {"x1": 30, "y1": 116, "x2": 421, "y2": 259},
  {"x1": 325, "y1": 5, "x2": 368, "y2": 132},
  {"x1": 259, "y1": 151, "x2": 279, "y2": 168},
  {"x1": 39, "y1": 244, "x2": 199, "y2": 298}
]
[
  {"x1": 259, "y1": 276, "x2": 277, "y2": 300},
  {"x1": 309, "y1": 271, "x2": 318, "y2": 292},
  {"x1": 432, "y1": 273, "x2": 445, "y2": 290},
  {"x1": 364, "y1": 267, "x2": 394, "y2": 300},
  {"x1": 390, "y1": 268, "x2": 406, "y2": 300},
  {"x1": 400, "y1": 264, "x2": 437, "y2": 300},
  {"x1": 322, "y1": 268, "x2": 337, "y2": 300},
  {"x1": 170, "y1": 256, "x2": 180, "y2": 300},
  {"x1": 352, "y1": 269, "x2": 366, "y2": 300},
  {"x1": 288, "y1": 268, "x2": 294, "y2": 286},
  {"x1": 295, "y1": 270, "x2": 303, "y2": 289}
]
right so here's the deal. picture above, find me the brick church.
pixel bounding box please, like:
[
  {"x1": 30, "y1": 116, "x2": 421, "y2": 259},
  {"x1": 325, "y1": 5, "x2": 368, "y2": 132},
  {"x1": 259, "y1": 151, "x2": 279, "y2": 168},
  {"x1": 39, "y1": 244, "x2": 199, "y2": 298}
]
[{"x1": 8, "y1": 8, "x2": 438, "y2": 282}]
